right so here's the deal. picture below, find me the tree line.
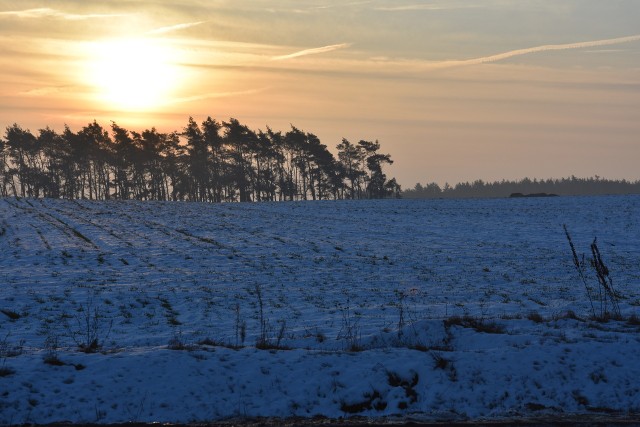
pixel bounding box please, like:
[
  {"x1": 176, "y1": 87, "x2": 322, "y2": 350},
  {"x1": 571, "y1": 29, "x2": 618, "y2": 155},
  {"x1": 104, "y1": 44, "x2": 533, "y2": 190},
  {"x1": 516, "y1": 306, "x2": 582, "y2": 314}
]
[
  {"x1": 0, "y1": 118, "x2": 401, "y2": 202},
  {"x1": 403, "y1": 176, "x2": 640, "y2": 199}
]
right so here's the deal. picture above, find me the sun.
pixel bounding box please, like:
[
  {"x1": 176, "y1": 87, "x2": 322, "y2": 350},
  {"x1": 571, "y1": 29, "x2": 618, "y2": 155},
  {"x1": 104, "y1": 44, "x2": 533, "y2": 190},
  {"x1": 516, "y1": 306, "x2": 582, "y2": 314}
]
[{"x1": 86, "y1": 38, "x2": 181, "y2": 111}]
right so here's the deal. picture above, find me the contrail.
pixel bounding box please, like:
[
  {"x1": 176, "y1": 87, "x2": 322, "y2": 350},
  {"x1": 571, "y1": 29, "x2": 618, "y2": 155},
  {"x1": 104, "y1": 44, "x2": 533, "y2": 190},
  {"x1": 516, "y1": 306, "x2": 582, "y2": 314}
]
[
  {"x1": 147, "y1": 22, "x2": 206, "y2": 35},
  {"x1": 272, "y1": 43, "x2": 351, "y2": 61},
  {"x1": 0, "y1": 8, "x2": 126, "y2": 20},
  {"x1": 432, "y1": 34, "x2": 640, "y2": 68}
]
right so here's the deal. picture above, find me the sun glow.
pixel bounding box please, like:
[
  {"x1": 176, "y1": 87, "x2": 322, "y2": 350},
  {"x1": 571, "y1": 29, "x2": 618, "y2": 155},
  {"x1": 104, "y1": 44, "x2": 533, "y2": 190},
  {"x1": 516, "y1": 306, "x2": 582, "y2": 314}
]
[{"x1": 86, "y1": 38, "x2": 181, "y2": 111}]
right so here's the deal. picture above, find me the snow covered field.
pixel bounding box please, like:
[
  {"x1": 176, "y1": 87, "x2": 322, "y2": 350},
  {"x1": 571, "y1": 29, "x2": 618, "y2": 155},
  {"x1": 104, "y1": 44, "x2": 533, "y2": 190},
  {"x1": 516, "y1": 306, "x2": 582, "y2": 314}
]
[{"x1": 1, "y1": 195, "x2": 640, "y2": 425}]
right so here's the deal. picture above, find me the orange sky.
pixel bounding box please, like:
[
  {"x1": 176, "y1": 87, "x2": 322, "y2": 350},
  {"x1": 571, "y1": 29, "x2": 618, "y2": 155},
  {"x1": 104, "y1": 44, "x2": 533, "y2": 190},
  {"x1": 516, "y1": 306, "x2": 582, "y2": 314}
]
[{"x1": 1, "y1": 1, "x2": 639, "y2": 187}]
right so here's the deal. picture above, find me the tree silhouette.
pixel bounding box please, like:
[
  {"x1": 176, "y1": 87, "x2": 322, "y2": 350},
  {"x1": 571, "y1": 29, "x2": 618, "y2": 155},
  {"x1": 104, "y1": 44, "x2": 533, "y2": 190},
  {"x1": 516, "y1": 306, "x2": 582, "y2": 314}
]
[
  {"x1": 404, "y1": 176, "x2": 640, "y2": 199},
  {"x1": 0, "y1": 118, "x2": 399, "y2": 202},
  {"x1": 336, "y1": 138, "x2": 365, "y2": 199}
]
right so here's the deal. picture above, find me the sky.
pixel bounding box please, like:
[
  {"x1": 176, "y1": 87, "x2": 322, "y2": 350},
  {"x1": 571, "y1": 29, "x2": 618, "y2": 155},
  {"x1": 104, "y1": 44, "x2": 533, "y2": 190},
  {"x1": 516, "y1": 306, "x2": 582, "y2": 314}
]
[{"x1": 0, "y1": 0, "x2": 639, "y2": 187}]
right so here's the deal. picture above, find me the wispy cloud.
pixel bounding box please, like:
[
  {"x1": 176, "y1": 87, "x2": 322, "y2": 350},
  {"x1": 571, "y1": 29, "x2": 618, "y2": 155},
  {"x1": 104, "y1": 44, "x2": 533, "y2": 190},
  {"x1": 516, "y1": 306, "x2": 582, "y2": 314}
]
[
  {"x1": 20, "y1": 86, "x2": 69, "y2": 97},
  {"x1": 147, "y1": 21, "x2": 206, "y2": 35},
  {"x1": 311, "y1": 1, "x2": 375, "y2": 10},
  {"x1": 375, "y1": 4, "x2": 482, "y2": 11},
  {"x1": 0, "y1": 8, "x2": 126, "y2": 20},
  {"x1": 272, "y1": 43, "x2": 351, "y2": 61},
  {"x1": 431, "y1": 34, "x2": 640, "y2": 68},
  {"x1": 170, "y1": 87, "x2": 270, "y2": 104}
]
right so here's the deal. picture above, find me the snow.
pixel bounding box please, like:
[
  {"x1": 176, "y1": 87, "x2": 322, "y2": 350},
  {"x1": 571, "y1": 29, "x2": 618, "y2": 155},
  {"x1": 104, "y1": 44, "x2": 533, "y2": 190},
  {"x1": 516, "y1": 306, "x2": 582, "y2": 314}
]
[{"x1": 1, "y1": 195, "x2": 640, "y2": 424}]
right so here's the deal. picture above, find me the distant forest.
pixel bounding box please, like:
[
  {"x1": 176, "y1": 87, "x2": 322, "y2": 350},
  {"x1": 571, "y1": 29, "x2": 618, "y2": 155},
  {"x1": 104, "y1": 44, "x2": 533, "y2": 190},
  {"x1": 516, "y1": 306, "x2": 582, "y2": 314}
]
[
  {"x1": 403, "y1": 176, "x2": 640, "y2": 199},
  {"x1": 0, "y1": 118, "x2": 401, "y2": 202}
]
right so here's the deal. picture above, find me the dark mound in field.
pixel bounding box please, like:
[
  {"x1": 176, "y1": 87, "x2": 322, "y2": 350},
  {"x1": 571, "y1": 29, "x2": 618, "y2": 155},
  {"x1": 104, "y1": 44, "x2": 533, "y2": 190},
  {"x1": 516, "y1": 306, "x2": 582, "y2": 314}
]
[{"x1": 510, "y1": 192, "x2": 559, "y2": 198}]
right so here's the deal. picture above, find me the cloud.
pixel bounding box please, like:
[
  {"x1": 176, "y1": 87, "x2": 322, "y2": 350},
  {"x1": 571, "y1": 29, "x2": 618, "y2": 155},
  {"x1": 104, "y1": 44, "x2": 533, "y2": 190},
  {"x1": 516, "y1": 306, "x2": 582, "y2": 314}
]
[
  {"x1": 169, "y1": 87, "x2": 270, "y2": 104},
  {"x1": 375, "y1": 4, "x2": 482, "y2": 11},
  {"x1": 0, "y1": 8, "x2": 126, "y2": 20},
  {"x1": 431, "y1": 34, "x2": 640, "y2": 69},
  {"x1": 20, "y1": 86, "x2": 69, "y2": 97},
  {"x1": 271, "y1": 43, "x2": 351, "y2": 61},
  {"x1": 147, "y1": 21, "x2": 206, "y2": 35},
  {"x1": 311, "y1": 1, "x2": 375, "y2": 10}
]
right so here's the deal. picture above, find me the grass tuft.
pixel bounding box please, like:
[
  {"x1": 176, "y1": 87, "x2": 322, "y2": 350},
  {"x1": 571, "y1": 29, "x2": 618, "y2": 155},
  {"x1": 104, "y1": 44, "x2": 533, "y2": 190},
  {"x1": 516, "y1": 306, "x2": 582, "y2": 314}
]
[
  {"x1": 627, "y1": 314, "x2": 640, "y2": 326},
  {"x1": 527, "y1": 311, "x2": 544, "y2": 323}
]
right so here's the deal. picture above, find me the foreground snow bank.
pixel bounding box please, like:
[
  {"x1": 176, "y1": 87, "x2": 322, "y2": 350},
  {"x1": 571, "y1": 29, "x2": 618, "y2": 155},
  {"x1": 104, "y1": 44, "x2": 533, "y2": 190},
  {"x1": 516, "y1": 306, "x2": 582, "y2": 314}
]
[{"x1": 3, "y1": 316, "x2": 640, "y2": 425}]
